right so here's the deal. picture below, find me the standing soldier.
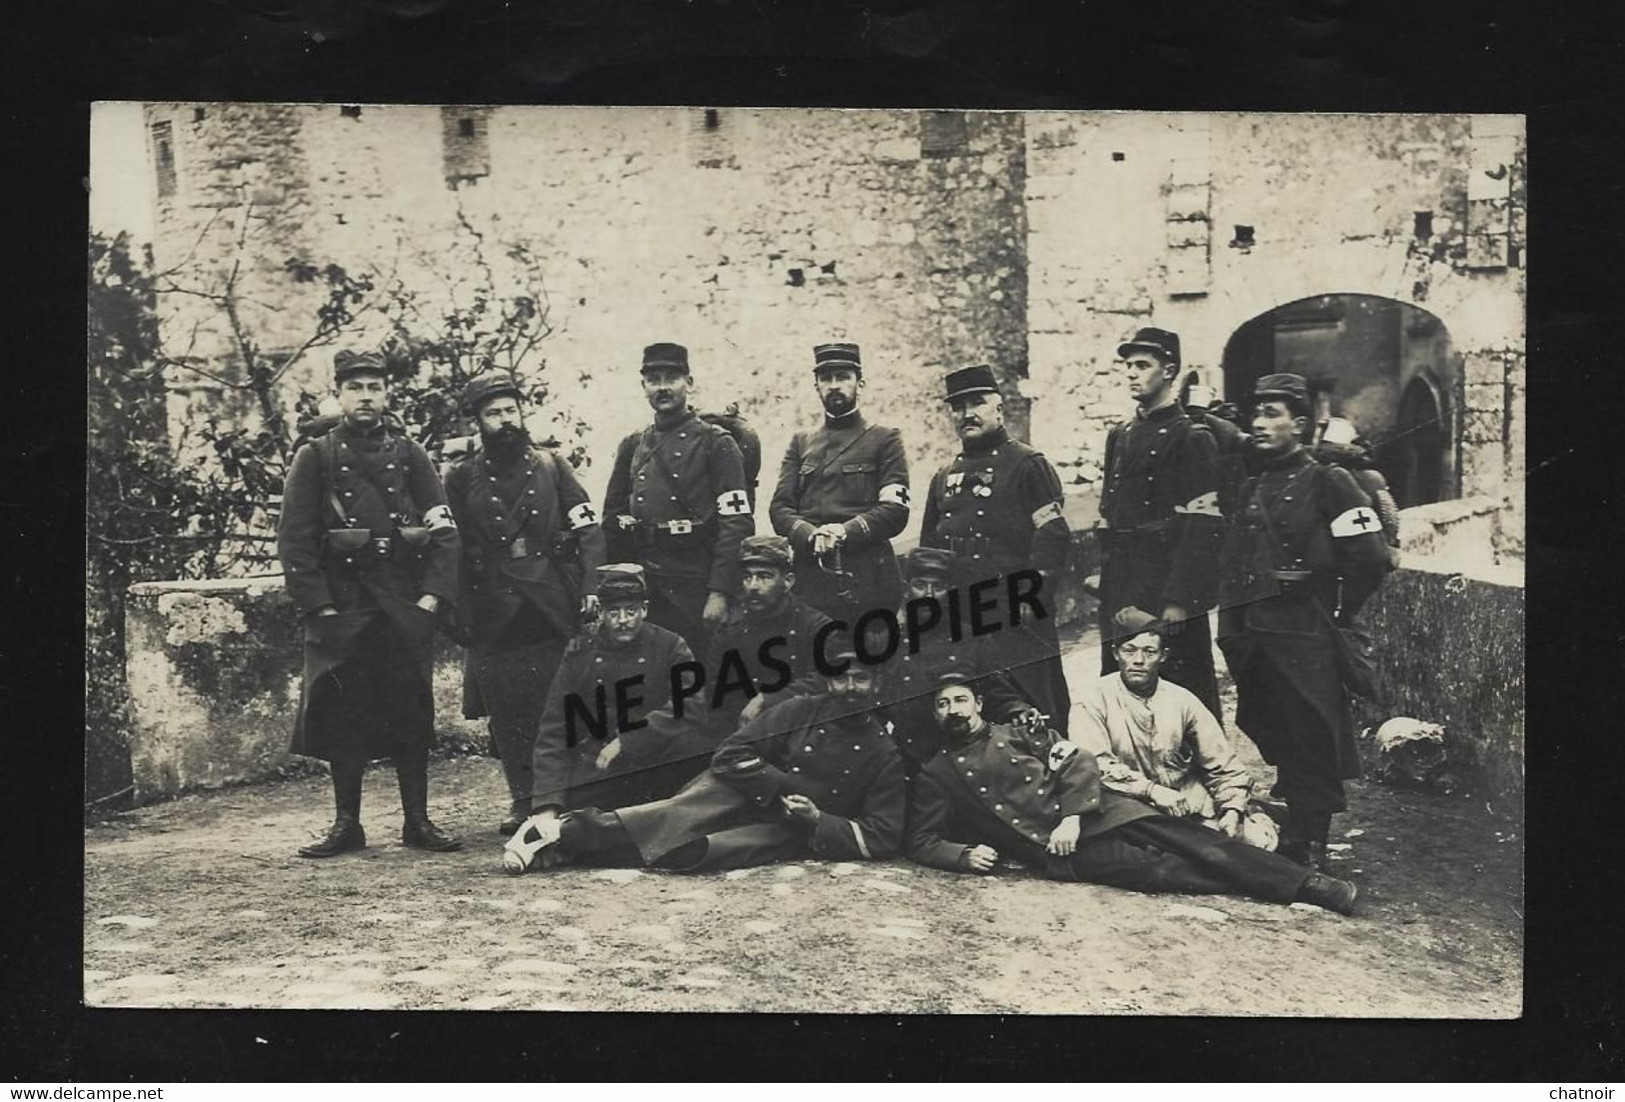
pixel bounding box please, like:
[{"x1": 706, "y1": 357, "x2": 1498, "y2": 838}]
[
  {"x1": 444, "y1": 372, "x2": 606, "y2": 836},
  {"x1": 769, "y1": 342, "x2": 910, "y2": 622},
  {"x1": 276, "y1": 349, "x2": 463, "y2": 857},
  {"x1": 702, "y1": 534, "x2": 833, "y2": 735},
  {"x1": 1217, "y1": 374, "x2": 1392, "y2": 868},
  {"x1": 920, "y1": 364, "x2": 1073, "y2": 734},
  {"x1": 1097, "y1": 327, "x2": 1227, "y2": 721},
  {"x1": 603, "y1": 343, "x2": 754, "y2": 655}
]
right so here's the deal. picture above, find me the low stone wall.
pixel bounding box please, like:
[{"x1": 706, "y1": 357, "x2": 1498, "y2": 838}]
[
  {"x1": 1353, "y1": 559, "x2": 1525, "y2": 808},
  {"x1": 123, "y1": 578, "x2": 482, "y2": 805},
  {"x1": 1398, "y1": 495, "x2": 1507, "y2": 573}
]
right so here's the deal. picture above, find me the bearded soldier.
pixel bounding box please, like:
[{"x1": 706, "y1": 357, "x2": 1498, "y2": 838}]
[
  {"x1": 276, "y1": 348, "x2": 462, "y2": 857},
  {"x1": 444, "y1": 372, "x2": 606, "y2": 835},
  {"x1": 603, "y1": 342, "x2": 754, "y2": 655},
  {"x1": 1217, "y1": 374, "x2": 1392, "y2": 868},
  {"x1": 919, "y1": 364, "x2": 1073, "y2": 734},
  {"x1": 769, "y1": 342, "x2": 910, "y2": 622}
]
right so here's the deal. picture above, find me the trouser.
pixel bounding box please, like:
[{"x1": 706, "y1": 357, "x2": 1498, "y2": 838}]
[
  {"x1": 646, "y1": 576, "x2": 712, "y2": 656},
  {"x1": 1049, "y1": 816, "x2": 1311, "y2": 903},
  {"x1": 327, "y1": 745, "x2": 433, "y2": 822},
  {"x1": 556, "y1": 806, "x2": 806, "y2": 873},
  {"x1": 473, "y1": 637, "x2": 568, "y2": 813}
]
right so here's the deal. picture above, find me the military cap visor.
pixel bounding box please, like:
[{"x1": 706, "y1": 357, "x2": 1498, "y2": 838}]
[
  {"x1": 812, "y1": 342, "x2": 863, "y2": 374},
  {"x1": 1252, "y1": 372, "x2": 1311, "y2": 406},
  {"x1": 1116, "y1": 326, "x2": 1182, "y2": 365},
  {"x1": 738, "y1": 534, "x2": 794, "y2": 569},
  {"x1": 596, "y1": 563, "x2": 649, "y2": 598},
  {"x1": 462, "y1": 373, "x2": 526, "y2": 413},
  {"x1": 904, "y1": 547, "x2": 956, "y2": 579},
  {"x1": 333, "y1": 349, "x2": 390, "y2": 383}
]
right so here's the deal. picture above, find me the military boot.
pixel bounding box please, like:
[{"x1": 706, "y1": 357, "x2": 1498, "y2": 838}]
[
  {"x1": 397, "y1": 755, "x2": 463, "y2": 852},
  {"x1": 1278, "y1": 808, "x2": 1331, "y2": 870},
  {"x1": 298, "y1": 764, "x2": 366, "y2": 858},
  {"x1": 1295, "y1": 871, "x2": 1359, "y2": 916}
]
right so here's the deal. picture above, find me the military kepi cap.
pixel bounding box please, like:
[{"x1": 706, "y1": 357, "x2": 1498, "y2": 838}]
[
  {"x1": 1253, "y1": 372, "x2": 1310, "y2": 409},
  {"x1": 813, "y1": 342, "x2": 862, "y2": 375},
  {"x1": 642, "y1": 342, "x2": 690, "y2": 374},
  {"x1": 1117, "y1": 326, "x2": 1182, "y2": 366},
  {"x1": 903, "y1": 546, "x2": 956, "y2": 581},
  {"x1": 462, "y1": 372, "x2": 525, "y2": 414},
  {"x1": 596, "y1": 563, "x2": 648, "y2": 600},
  {"x1": 738, "y1": 534, "x2": 794, "y2": 570},
  {"x1": 333, "y1": 348, "x2": 389, "y2": 384},
  {"x1": 943, "y1": 364, "x2": 999, "y2": 402}
]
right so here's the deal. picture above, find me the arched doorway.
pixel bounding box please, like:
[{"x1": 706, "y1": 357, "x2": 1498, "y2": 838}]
[{"x1": 1219, "y1": 294, "x2": 1457, "y2": 506}]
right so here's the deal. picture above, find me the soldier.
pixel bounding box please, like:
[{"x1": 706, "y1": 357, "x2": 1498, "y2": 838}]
[
  {"x1": 603, "y1": 342, "x2": 754, "y2": 655},
  {"x1": 276, "y1": 349, "x2": 463, "y2": 857},
  {"x1": 1181, "y1": 378, "x2": 1252, "y2": 521},
  {"x1": 768, "y1": 342, "x2": 910, "y2": 621},
  {"x1": 526, "y1": 564, "x2": 715, "y2": 834},
  {"x1": 1217, "y1": 374, "x2": 1392, "y2": 868},
  {"x1": 872, "y1": 546, "x2": 1042, "y2": 775},
  {"x1": 503, "y1": 642, "x2": 906, "y2": 875},
  {"x1": 919, "y1": 364, "x2": 1073, "y2": 733},
  {"x1": 444, "y1": 372, "x2": 607, "y2": 835},
  {"x1": 1097, "y1": 327, "x2": 1226, "y2": 721},
  {"x1": 905, "y1": 669, "x2": 1359, "y2": 914},
  {"x1": 702, "y1": 534, "x2": 833, "y2": 736}
]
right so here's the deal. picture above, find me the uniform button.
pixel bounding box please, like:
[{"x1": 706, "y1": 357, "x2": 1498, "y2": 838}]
[
  {"x1": 678, "y1": 433, "x2": 686, "y2": 439},
  {"x1": 344, "y1": 491, "x2": 354, "y2": 498},
  {"x1": 344, "y1": 556, "x2": 354, "y2": 563},
  {"x1": 491, "y1": 496, "x2": 500, "y2": 502},
  {"x1": 792, "y1": 766, "x2": 801, "y2": 773},
  {"x1": 674, "y1": 452, "x2": 682, "y2": 458},
  {"x1": 340, "y1": 465, "x2": 351, "y2": 473},
  {"x1": 852, "y1": 745, "x2": 861, "y2": 751},
  {"x1": 965, "y1": 771, "x2": 974, "y2": 778},
  {"x1": 386, "y1": 463, "x2": 396, "y2": 470},
  {"x1": 671, "y1": 496, "x2": 678, "y2": 501},
  {"x1": 638, "y1": 657, "x2": 646, "y2": 664},
  {"x1": 1023, "y1": 776, "x2": 1032, "y2": 784},
  {"x1": 995, "y1": 803, "x2": 1003, "y2": 810},
  {"x1": 1013, "y1": 818, "x2": 1021, "y2": 824},
  {"x1": 639, "y1": 474, "x2": 646, "y2": 480},
  {"x1": 831, "y1": 788, "x2": 839, "y2": 795},
  {"x1": 1149, "y1": 450, "x2": 1157, "y2": 457},
  {"x1": 1284, "y1": 495, "x2": 1293, "y2": 502},
  {"x1": 528, "y1": 489, "x2": 536, "y2": 495},
  {"x1": 956, "y1": 756, "x2": 965, "y2": 763},
  {"x1": 1158, "y1": 428, "x2": 1168, "y2": 435},
  {"x1": 977, "y1": 510, "x2": 985, "y2": 517},
  {"x1": 595, "y1": 657, "x2": 604, "y2": 663},
  {"x1": 980, "y1": 786, "x2": 988, "y2": 793}
]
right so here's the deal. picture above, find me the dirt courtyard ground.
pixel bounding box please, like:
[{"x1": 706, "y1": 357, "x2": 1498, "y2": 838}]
[{"x1": 84, "y1": 641, "x2": 1523, "y2": 1016}]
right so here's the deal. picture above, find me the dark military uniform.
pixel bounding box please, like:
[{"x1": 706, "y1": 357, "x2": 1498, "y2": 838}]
[
  {"x1": 603, "y1": 347, "x2": 753, "y2": 655},
  {"x1": 920, "y1": 366, "x2": 1073, "y2": 733},
  {"x1": 704, "y1": 594, "x2": 833, "y2": 737},
  {"x1": 445, "y1": 377, "x2": 607, "y2": 826},
  {"x1": 530, "y1": 615, "x2": 713, "y2": 816},
  {"x1": 279, "y1": 416, "x2": 460, "y2": 764},
  {"x1": 907, "y1": 715, "x2": 1311, "y2": 903},
  {"x1": 871, "y1": 548, "x2": 1040, "y2": 774},
  {"x1": 549, "y1": 692, "x2": 907, "y2": 873},
  {"x1": 1098, "y1": 399, "x2": 1226, "y2": 720},
  {"x1": 1217, "y1": 376, "x2": 1391, "y2": 860},
  {"x1": 769, "y1": 343, "x2": 910, "y2": 620}
]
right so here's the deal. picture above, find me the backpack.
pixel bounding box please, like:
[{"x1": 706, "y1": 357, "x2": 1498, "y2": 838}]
[
  {"x1": 698, "y1": 403, "x2": 762, "y2": 510},
  {"x1": 1312, "y1": 441, "x2": 1402, "y2": 557}
]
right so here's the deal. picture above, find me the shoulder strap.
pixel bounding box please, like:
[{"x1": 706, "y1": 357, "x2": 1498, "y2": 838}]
[{"x1": 315, "y1": 434, "x2": 352, "y2": 527}]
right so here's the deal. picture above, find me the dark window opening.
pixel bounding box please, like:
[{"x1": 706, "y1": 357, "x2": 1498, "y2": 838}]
[
  {"x1": 1414, "y1": 211, "x2": 1433, "y2": 239},
  {"x1": 1111, "y1": 151, "x2": 1125, "y2": 162},
  {"x1": 703, "y1": 108, "x2": 721, "y2": 130},
  {"x1": 458, "y1": 117, "x2": 477, "y2": 138},
  {"x1": 192, "y1": 107, "x2": 206, "y2": 123},
  {"x1": 920, "y1": 111, "x2": 969, "y2": 158},
  {"x1": 1231, "y1": 224, "x2": 1255, "y2": 248},
  {"x1": 441, "y1": 106, "x2": 492, "y2": 186},
  {"x1": 341, "y1": 105, "x2": 363, "y2": 120},
  {"x1": 150, "y1": 121, "x2": 176, "y2": 198},
  {"x1": 1508, "y1": 243, "x2": 1522, "y2": 268}
]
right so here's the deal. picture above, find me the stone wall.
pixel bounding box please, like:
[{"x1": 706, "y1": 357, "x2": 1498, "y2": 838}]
[
  {"x1": 1354, "y1": 561, "x2": 1524, "y2": 808},
  {"x1": 124, "y1": 578, "x2": 482, "y2": 804}
]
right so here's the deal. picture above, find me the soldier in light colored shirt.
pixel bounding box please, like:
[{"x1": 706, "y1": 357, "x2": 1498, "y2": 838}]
[{"x1": 1073, "y1": 628, "x2": 1278, "y2": 851}]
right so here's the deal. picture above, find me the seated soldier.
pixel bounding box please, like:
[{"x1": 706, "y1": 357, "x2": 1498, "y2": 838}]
[
  {"x1": 873, "y1": 546, "x2": 1043, "y2": 775},
  {"x1": 503, "y1": 642, "x2": 906, "y2": 875},
  {"x1": 906, "y1": 669, "x2": 1360, "y2": 914},
  {"x1": 702, "y1": 534, "x2": 833, "y2": 735},
  {"x1": 1073, "y1": 628, "x2": 1278, "y2": 850},
  {"x1": 527, "y1": 564, "x2": 715, "y2": 832}
]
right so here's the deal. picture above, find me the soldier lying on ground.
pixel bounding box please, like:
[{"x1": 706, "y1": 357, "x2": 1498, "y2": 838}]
[
  {"x1": 905, "y1": 669, "x2": 1360, "y2": 915},
  {"x1": 502, "y1": 642, "x2": 906, "y2": 875},
  {"x1": 1072, "y1": 628, "x2": 1278, "y2": 850}
]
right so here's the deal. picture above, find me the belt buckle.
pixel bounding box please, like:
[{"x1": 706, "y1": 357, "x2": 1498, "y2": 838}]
[
  {"x1": 369, "y1": 537, "x2": 392, "y2": 559},
  {"x1": 668, "y1": 519, "x2": 693, "y2": 535},
  {"x1": 510, "y1": 536, "x2": 529, "y2": 559}
]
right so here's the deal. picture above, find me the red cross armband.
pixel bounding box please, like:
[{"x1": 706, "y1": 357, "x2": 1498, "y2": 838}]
[
  {"x1": 716, "y1": 489, "x2": 751, "y2": 517},
  {"x1": 566, "y1": 502, "x2": 598, "y2": 529},
  {"x1": 1329, "y1": 506, "x2": 1380, "y2": 538}
]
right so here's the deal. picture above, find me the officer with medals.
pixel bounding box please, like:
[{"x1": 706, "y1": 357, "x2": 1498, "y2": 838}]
[
  {"x1": 702, "y1": 534, "x2": 834, "y2": 736},
  {"x1": 603, "y1": 343, "x2": 754, "y2": 655},
  {"x1": 768, "y1": 342, "x2": 911, "y2": 622},
  {"x1": 276, "y1": 349, "x2": 463, "y2": 857},
  {"x1": 919, "y1": 364, "x2": 1074, "y2": 734},
  {"x1": 444, "y1": 372, "x2": 607, "y2": 835},
  {"x1": 1097, "y1": 327, "x2": 1227, "y2": 720},
  {"x1": 1217, "y1": 373, "x2": 1392, "y2": 868}
]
